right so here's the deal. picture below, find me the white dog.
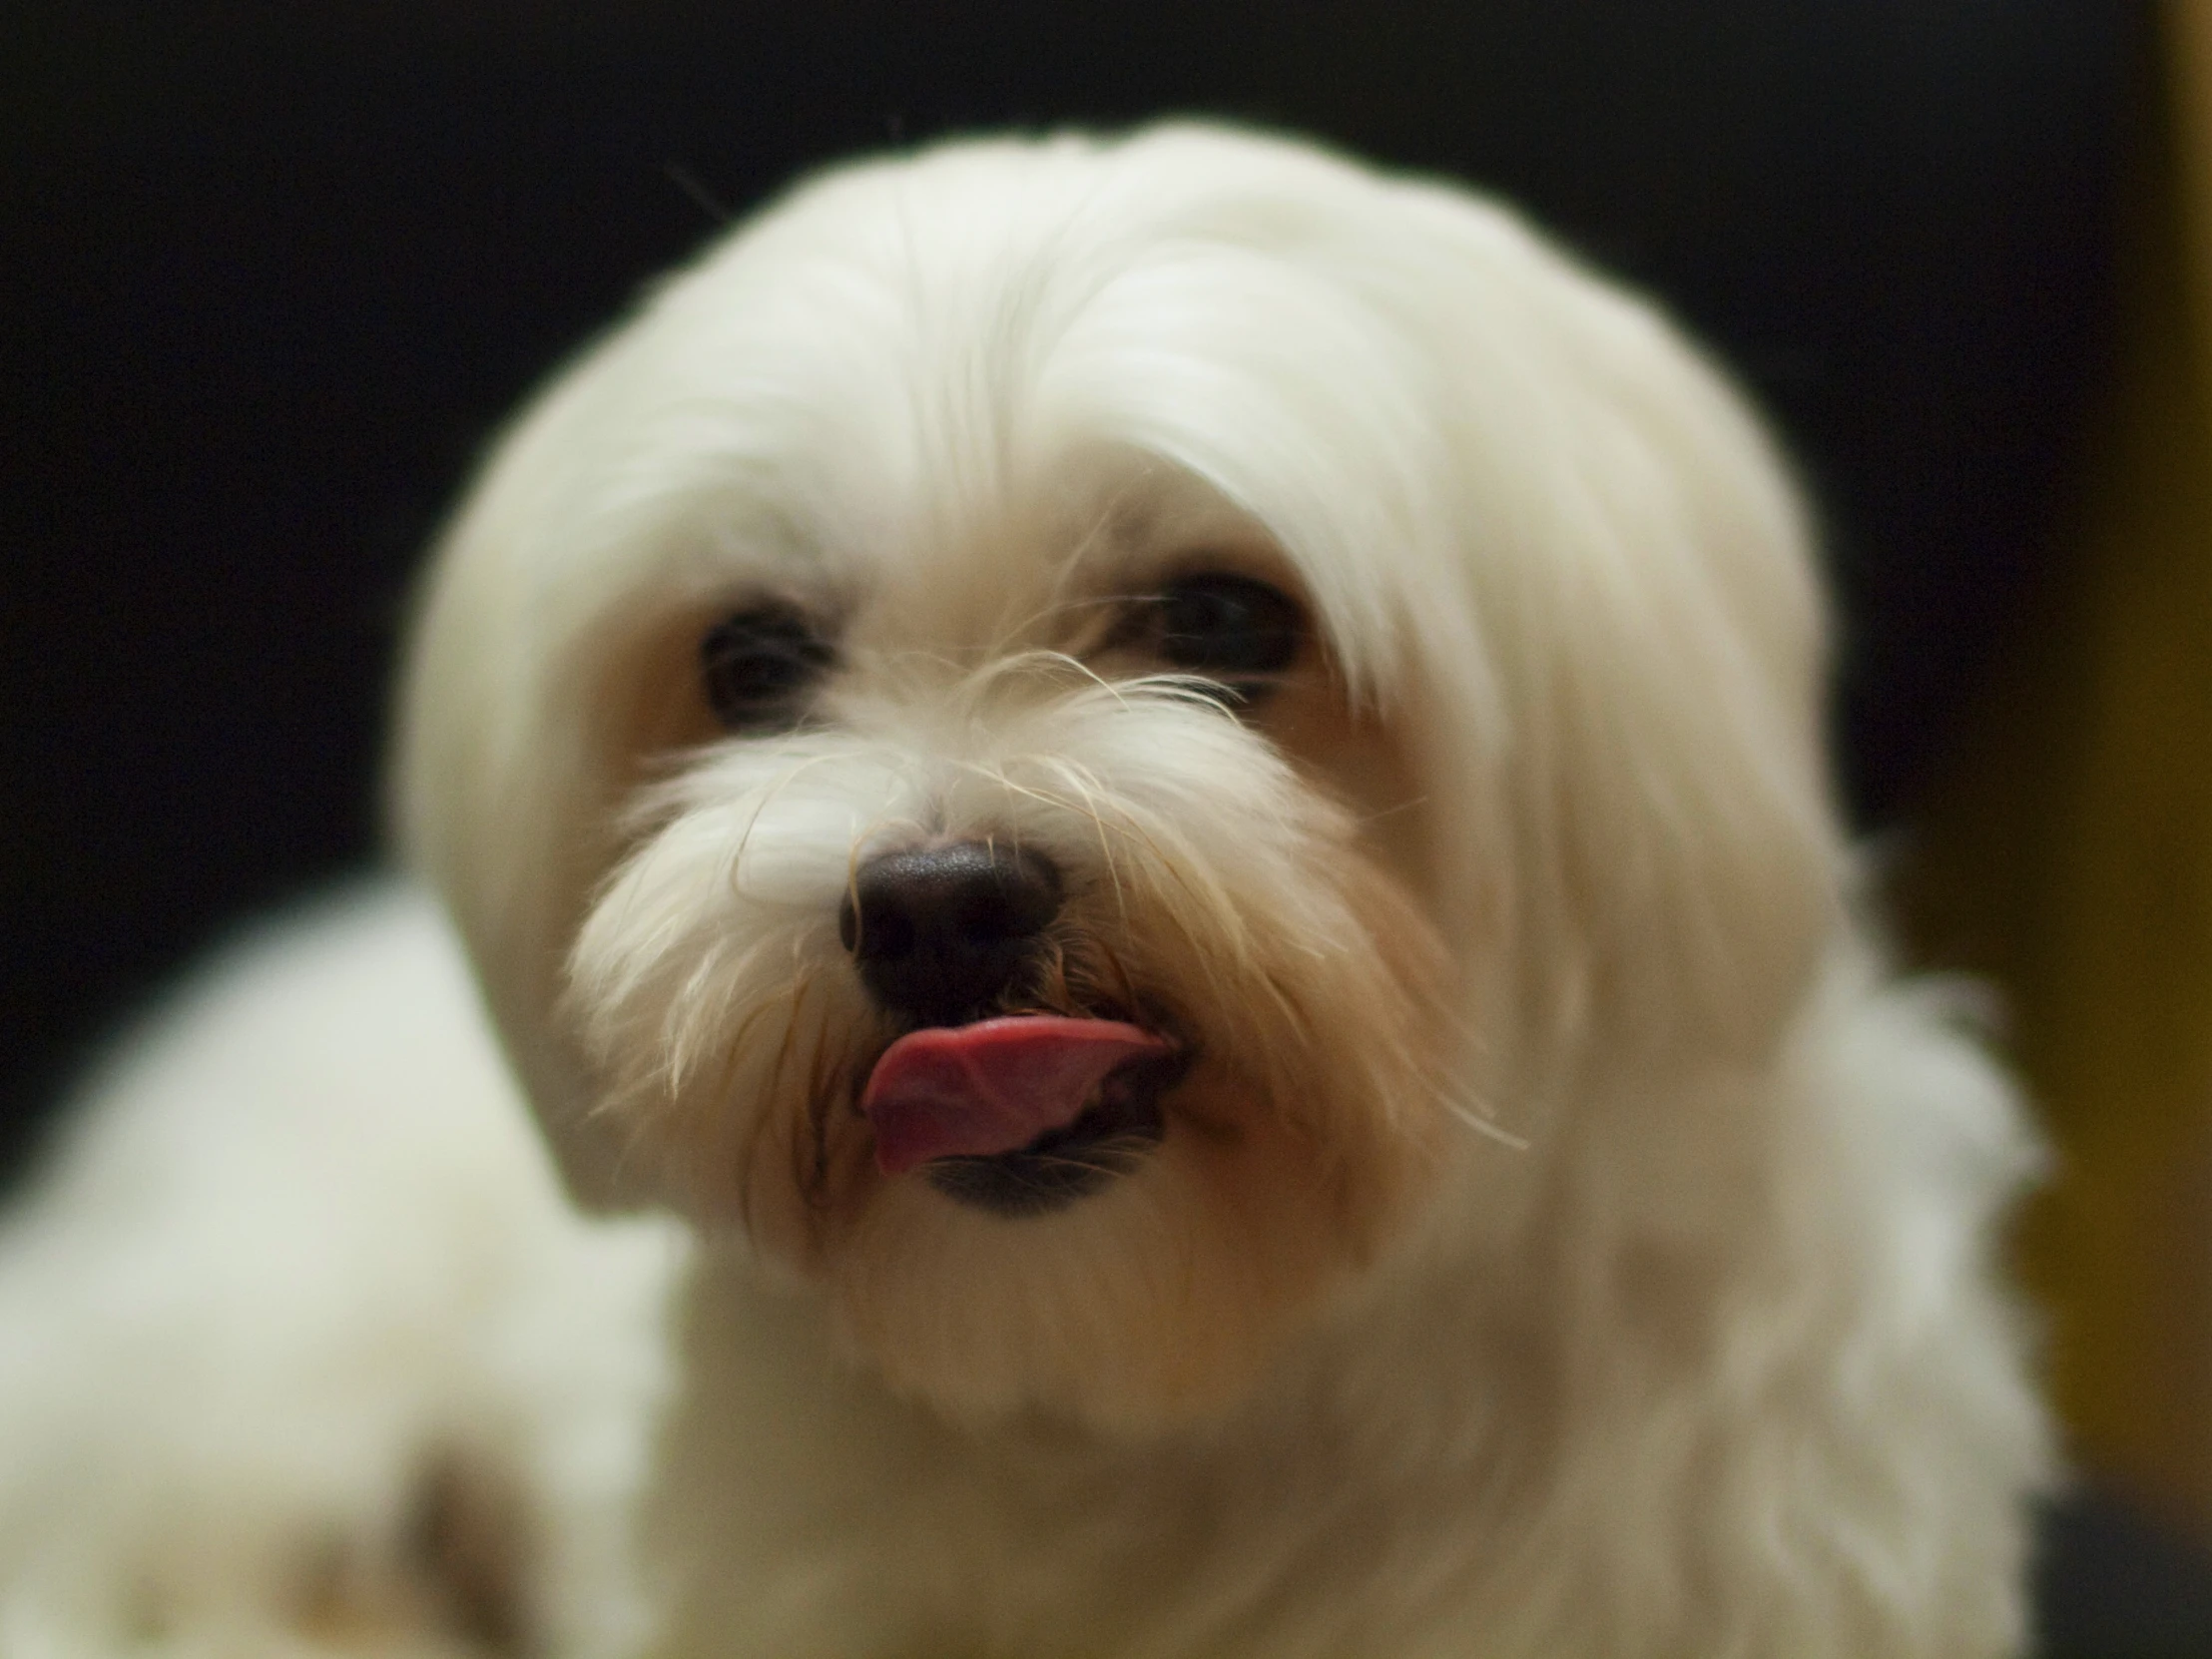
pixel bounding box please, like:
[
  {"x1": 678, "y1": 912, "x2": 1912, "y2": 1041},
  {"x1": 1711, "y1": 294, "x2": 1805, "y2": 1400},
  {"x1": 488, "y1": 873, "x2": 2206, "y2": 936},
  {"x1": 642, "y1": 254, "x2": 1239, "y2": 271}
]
[{"x1": 0, "y1": 126, "x2": 2049, "y2": 1658}]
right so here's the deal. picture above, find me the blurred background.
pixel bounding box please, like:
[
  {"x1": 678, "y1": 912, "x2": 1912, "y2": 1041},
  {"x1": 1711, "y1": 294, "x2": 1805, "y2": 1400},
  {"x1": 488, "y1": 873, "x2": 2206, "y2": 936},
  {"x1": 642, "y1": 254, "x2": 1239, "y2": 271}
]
[{"x1": 4, "y1": 3, "x2": 2208, "y2": 1650}]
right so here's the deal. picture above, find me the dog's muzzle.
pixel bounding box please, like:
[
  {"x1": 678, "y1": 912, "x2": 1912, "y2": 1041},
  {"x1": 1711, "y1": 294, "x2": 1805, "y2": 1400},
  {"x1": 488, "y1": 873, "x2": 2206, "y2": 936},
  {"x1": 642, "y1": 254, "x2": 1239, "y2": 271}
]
[{"x1": 840, "y1": 840, "x2": 1184, "y2": 1218}]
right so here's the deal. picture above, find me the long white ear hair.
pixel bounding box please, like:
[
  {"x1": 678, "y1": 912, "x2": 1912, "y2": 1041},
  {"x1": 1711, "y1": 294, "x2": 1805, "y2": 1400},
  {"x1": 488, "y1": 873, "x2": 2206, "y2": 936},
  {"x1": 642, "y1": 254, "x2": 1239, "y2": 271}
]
[
  {"x1": 1376, "y1": 169, "x2": 1847, "y2": 1101},
  {"x1": 388, "y1": 319, "x2": 682, "y2": 1208}
]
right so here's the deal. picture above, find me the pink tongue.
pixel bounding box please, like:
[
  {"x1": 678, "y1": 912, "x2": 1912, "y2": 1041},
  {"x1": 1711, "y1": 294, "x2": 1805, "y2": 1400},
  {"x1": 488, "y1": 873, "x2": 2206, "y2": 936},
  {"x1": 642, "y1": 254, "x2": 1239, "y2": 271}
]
[{"x1": 861, "y1": 1016, "x2": 1174, "y2": 1175}]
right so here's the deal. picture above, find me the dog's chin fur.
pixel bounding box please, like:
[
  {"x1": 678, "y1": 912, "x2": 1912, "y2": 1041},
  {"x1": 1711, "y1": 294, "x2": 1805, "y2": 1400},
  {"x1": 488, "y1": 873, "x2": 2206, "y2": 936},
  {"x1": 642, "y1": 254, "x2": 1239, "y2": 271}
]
[{"x1": 0, "y1": 125, "x2": 2049, "y2": 1657}]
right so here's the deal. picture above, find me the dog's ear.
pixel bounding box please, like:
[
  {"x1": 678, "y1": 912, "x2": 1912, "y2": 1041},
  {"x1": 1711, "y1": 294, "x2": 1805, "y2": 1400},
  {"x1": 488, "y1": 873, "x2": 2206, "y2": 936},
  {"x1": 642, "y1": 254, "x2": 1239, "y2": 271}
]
[
  {"x1": 389, "y1": 337, "x2": 659, "y2": 1209},
  {"x1": 1389, "y1": 191, "x2": 1846, "y2": 1095}
]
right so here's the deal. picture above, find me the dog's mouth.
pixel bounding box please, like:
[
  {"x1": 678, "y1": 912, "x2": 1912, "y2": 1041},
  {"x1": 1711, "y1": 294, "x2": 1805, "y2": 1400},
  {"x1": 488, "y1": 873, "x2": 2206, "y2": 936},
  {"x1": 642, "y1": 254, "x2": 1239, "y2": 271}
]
[{"x1": 859, "y1": 1015, "x2": 1188, "y2": 1219}]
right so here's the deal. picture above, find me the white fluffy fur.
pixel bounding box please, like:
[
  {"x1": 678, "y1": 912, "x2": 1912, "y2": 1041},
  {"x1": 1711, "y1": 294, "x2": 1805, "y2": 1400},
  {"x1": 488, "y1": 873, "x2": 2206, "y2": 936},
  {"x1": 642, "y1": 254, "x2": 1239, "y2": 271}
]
[{"x1": 0, "y1": 126, "x2": 2047, "y2": 1656}]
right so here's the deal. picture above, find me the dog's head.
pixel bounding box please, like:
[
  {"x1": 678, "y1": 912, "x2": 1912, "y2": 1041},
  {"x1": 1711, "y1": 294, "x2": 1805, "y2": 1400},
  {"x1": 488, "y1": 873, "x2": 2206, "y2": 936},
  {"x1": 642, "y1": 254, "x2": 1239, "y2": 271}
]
[{"x1": 395, "y1": 126, "x2": 1840, "y2": 1429}]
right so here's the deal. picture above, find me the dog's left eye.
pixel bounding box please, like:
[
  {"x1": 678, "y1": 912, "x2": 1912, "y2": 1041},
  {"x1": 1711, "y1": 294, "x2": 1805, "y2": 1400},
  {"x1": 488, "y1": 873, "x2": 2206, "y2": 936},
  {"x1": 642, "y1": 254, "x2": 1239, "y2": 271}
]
[
  {"x1": 1150, "y1": 573, "x2": 1305, "y2": 681},
  {"x1": 700, "y1": 604, "x2": 834, "y2": 732}
]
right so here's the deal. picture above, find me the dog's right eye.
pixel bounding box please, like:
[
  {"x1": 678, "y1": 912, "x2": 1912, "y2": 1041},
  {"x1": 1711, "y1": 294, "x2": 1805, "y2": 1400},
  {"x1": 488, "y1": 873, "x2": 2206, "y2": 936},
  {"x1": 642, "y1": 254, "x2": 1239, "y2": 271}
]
[
  {"x1": 700, "y1": 604, "x2": 834, "y2": 732},
  {"x1": 1148, "y1": 572, "x2": 1305, "y2": 684}
]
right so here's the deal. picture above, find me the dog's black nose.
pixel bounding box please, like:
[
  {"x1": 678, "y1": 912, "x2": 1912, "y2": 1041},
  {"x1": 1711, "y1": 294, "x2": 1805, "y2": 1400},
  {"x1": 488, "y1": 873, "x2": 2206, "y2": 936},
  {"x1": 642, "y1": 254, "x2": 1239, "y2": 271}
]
[{"x1": 839, "y1": 841, "x2": 1063, "y2": 1024}]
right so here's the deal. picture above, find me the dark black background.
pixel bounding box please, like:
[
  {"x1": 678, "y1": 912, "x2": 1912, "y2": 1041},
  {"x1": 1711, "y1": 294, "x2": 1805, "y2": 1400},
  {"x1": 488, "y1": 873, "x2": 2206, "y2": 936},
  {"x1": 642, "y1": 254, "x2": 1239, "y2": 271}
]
[{"x1": 5, "y1": 5, "x2": 2202, "y2": 1647}]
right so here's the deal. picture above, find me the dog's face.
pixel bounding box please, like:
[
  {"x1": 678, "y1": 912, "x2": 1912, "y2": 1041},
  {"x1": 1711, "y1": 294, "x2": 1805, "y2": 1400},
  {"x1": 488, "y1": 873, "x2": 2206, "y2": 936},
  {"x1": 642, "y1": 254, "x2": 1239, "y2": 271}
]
[{"x1": 396, "y1": 127, "x2": 1841, "y2": 1430}]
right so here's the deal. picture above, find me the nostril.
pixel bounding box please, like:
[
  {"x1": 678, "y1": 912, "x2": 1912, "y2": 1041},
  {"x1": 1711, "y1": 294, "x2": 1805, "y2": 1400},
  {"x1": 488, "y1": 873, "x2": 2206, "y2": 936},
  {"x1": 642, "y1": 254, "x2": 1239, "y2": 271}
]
[
  {"x1": 841, "y1": 841, "x2": 1063, "y2": 1022},
  {"x1": 840, "y1": 900, "x2": 914, "y2": 961},
  {"x1": 959, "y1": 896, "x2": 1014, "y2": 945}
]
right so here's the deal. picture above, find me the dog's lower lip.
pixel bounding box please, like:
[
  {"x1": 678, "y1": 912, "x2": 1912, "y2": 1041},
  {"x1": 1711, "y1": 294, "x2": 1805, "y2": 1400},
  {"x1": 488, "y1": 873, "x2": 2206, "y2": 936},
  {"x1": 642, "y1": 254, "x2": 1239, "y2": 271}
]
[
  {"x1": 922, "y1": 1045, "x2": 1187, "y2": 1219},
  {"x1": 860, "y1": 1014, "x2": 1177, "y2": 1174}
]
